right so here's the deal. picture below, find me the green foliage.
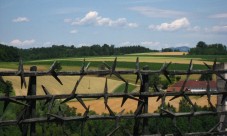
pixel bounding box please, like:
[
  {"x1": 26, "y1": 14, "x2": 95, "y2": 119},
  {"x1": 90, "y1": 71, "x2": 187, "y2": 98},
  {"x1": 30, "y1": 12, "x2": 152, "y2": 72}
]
[
  {"x1": 179, "y1": 98, "x2": 192, "y2": 112},
  {"x1": 161, "y1": 48, "x2": 180, "y2": 52},
  {"x1": 115, "y1": 45, "x2": 157, "y2": 55},
  {"x1": 0, "y1": 77, "x2": 13, "y2": 94},
  {"x1": 0, "y1": 97, "x2": 219, "y2": 135},
  {"x1": 149, "y1": 74, "x2": 177, "y2": 90},
  {"x1": 189, "y1": 41, "x2": 227, "y2": 55},
  {"x1": 0, "y1": 43, "x2": 155, "y2": 61},
  {"x1": 54, "y1": 62, "x2": 62, "y2": 72},
  {"x1": 149, "y1": 74, "x2": 161, "y2": 86},
  {"x1": 162, "y1": 48, "x2": 173, "y2": 52},
  {"x1": 160, "y1": 79, "x2": 169, "y2": 89},
  {"x1": 176, "y1": 76, "x2": 181, "y2": 81},
  {"x1": 199, "y1": 73, "x2": 213, "y2": 81},
  {"x1": 0, "y1": 44, "x2": 20, "y2": 61}
]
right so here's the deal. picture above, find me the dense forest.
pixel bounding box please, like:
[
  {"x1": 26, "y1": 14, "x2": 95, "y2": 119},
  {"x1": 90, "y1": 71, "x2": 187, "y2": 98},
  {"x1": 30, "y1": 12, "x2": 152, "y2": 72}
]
[
  {"x1": 0, "y1": 44, "x2": 20, "y2": 62},
  {"x1": 189, "y1": 41, "x2": 227, "y2": 55},
  {"x1": 0, "y1": 43, "x2": 156, "y2": 61}
]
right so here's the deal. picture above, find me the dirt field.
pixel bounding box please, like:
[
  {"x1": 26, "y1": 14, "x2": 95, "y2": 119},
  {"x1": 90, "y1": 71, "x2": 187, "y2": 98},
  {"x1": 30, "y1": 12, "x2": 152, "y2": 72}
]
[
  {"x1": 2, "y1": 75, "x2": 123, "y2": 96},
  {"x1": 67, "y1": 96, "x2": 217, "y2": 114},
  {"x1": 84, "y1": 56, "x2": 208, "y2": 65},
  {"x1": 127, "y1": 52, "x2": 188, "y2": 56}
]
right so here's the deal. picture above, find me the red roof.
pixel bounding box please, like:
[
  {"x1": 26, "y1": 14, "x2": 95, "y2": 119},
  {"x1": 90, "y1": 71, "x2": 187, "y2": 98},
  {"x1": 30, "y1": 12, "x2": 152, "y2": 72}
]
[{"x1": 167, "y1": 80, "x2": 217, "y2": 92}]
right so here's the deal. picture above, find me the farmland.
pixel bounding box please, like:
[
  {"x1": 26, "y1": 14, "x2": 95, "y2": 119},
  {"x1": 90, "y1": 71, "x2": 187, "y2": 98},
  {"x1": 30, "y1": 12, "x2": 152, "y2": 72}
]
[
  {"x1": 67, "y1": 96, "x2": 217, "y2": 114},
  {"x1": 2, "y1": 75, "x2": 123, "y2": 96},
  {"x1": 2, "y1": 52, "x2": 227, "y2": 71},
  {"x1": 0, "y1": 52, "x2": 225, "y2": 114}
]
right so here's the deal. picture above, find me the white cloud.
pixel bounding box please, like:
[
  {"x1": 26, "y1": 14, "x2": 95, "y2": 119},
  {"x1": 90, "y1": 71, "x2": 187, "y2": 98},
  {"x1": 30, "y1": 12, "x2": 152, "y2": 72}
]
[
  {"x1": 119, "y1": 41, "x2": 160, "y2": 48},
  {"x1": 72, "y1": 11, "x2": 98, "y2": 25},
  {"x1": 119, "y1": 41, "x2": 131, "y2": 46},
  {"x1": 13, "y1": 17, "x2": 30, "y2": 22},
  {"x1": 210, "y1": 13, "x2": 227, "y2": 18},
  {"x1": 175, "y1": 43, "x2": 190, "y2": 47},
  {"x1": 205, "y1": 25, "x2": 227, "y2": 34},
  {"x1": 130, "y1": 6, "x2": 186, "y2": 18},
  {"x1": 68, "y1": 11, "x2": 138, "y2": 28},
  {"x1": 149, "y1": 17, "x2": 190, "y2": 31},
  {"x1": 54, "y1": 8, "x2": 79, "y2": 15},
  {"x1": 128, "y1": 23, "x2": 138, "y2": 28},
  {"x1": 212, "y1": 25, "x2": 227, "y2": 32},
  {"x1": 64, "y1": 18, "x2": 72, "y2": 23},
  {"x1": 10, "y1": 39, "x2": 35, "y2": 46},
  {"x1": 70, "y1": 29, "x2": 78, "y2": 34},
  {"x1": 187, "y1": 26, "x2": 201, "y2": 32},
  {"x1": 141, "y1": 41, "x2": 160, "y2": 46},
  {"x1": 0, "y1": 41, "x2": 6, "y2": 45},
  {"x1": 43, "y1": 42, "x2": 52, "y2": 47}
]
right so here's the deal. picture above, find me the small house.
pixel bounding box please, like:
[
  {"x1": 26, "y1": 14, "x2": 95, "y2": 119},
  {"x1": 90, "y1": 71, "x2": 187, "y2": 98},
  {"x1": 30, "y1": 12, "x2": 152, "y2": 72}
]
[{"x1": 167, "y1": 80, "x2": 217, "y2": 92}]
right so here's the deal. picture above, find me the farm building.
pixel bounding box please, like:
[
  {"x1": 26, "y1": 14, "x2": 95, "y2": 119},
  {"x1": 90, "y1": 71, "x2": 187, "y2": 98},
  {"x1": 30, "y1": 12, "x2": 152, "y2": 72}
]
[{"x1": 167, "y1": 80, "x2": 217, "y2": 92}]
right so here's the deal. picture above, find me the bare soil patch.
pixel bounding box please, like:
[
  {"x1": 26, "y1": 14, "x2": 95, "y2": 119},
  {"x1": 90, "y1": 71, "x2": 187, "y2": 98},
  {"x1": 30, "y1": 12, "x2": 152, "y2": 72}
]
[{"x1": 67, "y1": 96, "x2": 217, "y2": 114}]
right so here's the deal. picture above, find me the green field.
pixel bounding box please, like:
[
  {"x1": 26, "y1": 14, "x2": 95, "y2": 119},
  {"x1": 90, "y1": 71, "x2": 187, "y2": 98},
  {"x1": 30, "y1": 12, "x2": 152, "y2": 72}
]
[
  {"x1": 1, "y1": 53, "x2": 225, "y2": 83},
  {"x1": 1, "y1": 53, "x2": 224, "y2": 92},
  {"x1": 0, "y1": 53, "x2": 225, "y2": 77},
  {"x1": 1, "y1": 53, "x2": 226, "y2": 71}
]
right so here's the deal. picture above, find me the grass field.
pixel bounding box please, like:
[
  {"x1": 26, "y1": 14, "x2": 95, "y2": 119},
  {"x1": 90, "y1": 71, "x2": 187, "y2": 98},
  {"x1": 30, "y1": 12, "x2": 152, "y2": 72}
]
[
  {"x1": 0, "y1": 52, "x2": 225, "y2": 115},
  {"x1": 1, "y1": 53, "x2": 226, "y2": 71},
  {"x1": 28, "y1": 56, "x2": 212, "y2": 65}
]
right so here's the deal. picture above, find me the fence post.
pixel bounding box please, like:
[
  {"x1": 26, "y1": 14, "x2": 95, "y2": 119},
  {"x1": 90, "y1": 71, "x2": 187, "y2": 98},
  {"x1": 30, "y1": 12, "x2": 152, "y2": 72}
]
[
  {"x1": 133, "y1": 65, "x2": 150, "y2": 135},
  {"x1": 27, "y1": 66, "x2": 37, "y2": 136},
  {"x1": 217, "y1": 63, "x2": 227, "y2": 131}
]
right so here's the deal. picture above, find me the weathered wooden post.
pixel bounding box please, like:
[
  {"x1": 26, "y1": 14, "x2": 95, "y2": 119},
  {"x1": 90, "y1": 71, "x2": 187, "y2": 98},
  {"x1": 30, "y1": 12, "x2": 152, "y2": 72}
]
[
  {"x1": 133, "y1": 65, "x2": 150, "y2": 135},
  {"x1": 217, "y1": 63, "x2": 227, "y2": 131},
  {"x1": 27, "y1": 66, "x2": 37, "y2": 136}
]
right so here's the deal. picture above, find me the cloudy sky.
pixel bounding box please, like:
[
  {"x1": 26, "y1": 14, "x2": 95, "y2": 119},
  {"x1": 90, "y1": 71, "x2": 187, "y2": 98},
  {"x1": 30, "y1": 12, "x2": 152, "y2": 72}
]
[{"x1": 0, "y1": 0, "x2": 227, "y2": 49}]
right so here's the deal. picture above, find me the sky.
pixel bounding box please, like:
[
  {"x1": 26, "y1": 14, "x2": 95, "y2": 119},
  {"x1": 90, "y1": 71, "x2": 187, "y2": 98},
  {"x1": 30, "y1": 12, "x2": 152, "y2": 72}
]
[{"x1": 0, "y1": 0, "x2": 227, "y2": 50}]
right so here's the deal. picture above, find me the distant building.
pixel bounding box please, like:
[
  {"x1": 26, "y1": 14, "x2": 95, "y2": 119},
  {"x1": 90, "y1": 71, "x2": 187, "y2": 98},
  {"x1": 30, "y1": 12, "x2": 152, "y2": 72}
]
[{"x1": 167, "y1": 80, "x2": 217, "y2": 92}]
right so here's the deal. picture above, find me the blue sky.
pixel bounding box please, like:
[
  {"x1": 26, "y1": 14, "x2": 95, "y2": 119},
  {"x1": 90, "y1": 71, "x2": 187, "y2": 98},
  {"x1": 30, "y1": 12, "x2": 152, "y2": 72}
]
[{"x1": 0, "y1": 0, "x2": 227, "y2": 49}]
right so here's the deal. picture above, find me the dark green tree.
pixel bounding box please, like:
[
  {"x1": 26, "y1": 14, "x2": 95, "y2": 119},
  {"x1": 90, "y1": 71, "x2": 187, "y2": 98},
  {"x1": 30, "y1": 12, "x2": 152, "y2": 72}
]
[{"x1": 199, "y1": 73, "x2": 212, "y2": 81}]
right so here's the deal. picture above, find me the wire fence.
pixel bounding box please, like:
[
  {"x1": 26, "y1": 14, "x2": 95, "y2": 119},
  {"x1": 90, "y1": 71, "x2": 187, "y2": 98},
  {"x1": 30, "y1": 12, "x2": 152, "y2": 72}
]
[{"x1": 0, "y1": 57, "x2": 227, "y2": 136}]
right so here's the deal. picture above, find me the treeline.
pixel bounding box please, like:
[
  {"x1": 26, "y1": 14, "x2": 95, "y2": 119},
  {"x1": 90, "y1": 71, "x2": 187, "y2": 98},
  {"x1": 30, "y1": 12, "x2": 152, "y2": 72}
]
[
  {"x1": 0, "y1": 44, "x2": 20, "y2": 61},
  {"x1": 0, "y1": 43, "x2": 156, "y2": 61},
  {"x1": 189, "y1": 41, "x2": 227, "y2": 55},
  {"x1": 161, "y1": 48, "x2": 179, "y2": 52}
]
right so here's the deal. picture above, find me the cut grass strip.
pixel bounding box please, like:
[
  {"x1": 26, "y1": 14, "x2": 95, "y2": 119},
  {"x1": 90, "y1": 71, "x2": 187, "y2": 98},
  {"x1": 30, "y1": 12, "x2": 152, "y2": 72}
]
[{"x1": 113, "y1": 83, "x2": 136, "y2": 93}]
